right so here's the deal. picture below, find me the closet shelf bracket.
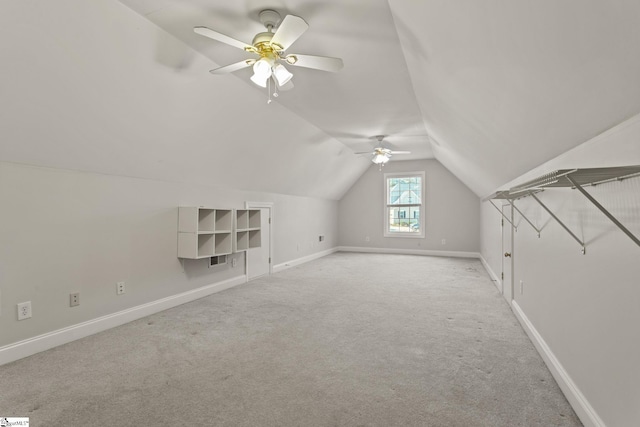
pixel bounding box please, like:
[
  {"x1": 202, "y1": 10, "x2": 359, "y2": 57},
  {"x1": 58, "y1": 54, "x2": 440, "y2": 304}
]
[
  {"x1": 566, "y1": 175, "x2": 640, "y2": 248},
  {"x1": 489, "y1": 197, "x2": 516, "y2": 230},
  {"x1": 487, "y1": 191, "x2": 541, "y2": 236},
  {"x1": 530, "y1": 192, "x2": 586, "y2": 254},
  {"x1": 508, "y1": 199, "x2": 541, "y2": 238}
]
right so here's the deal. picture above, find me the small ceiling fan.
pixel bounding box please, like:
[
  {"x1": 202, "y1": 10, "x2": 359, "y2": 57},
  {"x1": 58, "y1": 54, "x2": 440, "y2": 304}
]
[
  {"x1": 194, "y1": 9, "x2": 343, "y2": 96},
  {"x1": 355, "y1": 135, "x2": 411, "y2": 168}
]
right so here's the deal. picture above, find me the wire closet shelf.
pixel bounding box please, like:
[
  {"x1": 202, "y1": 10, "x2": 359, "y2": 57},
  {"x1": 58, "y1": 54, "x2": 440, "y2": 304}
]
[{"x1": 484, "y1": 165, "x2": 640, "y2": 254}]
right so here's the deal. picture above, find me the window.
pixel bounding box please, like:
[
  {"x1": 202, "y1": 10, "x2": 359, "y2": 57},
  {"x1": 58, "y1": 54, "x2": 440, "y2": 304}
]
[{"x1": 384, "y1": 172, "x2": 425, "y2": 237}]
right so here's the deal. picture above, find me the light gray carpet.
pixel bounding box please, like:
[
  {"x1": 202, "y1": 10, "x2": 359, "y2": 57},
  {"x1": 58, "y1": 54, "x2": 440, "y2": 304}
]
[{"x1": 1, "y1": 253, "x2": 581, "y2": 426}]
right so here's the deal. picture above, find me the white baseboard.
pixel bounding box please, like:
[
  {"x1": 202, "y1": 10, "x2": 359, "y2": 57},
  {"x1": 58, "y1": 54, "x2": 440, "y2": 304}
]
[
  {"x1": 272, "y1": 246, "x2": 480, "y2": 274},
  {"x1": 0, "y1": 275, "x2": 246, "y2": 366},
  {"x1": 273, "y1": 248, "x2": 338, "y2": 274},
  {"x1": 479, "y1": 255, "x2": 503, "y2": 294},
  {"x1": 511, "y1": 301, "x2": 605, "y2": 427},
  {"x1": 337, "y1": 246, "x2": 481, "y2": 259}
]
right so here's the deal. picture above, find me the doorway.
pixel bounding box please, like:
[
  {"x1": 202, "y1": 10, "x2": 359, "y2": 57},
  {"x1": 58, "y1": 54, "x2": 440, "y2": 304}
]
[
  {"x1": 246, "y1": 202, "x2": 272, "y2": 280},
  {"x1": 501, "y1": 204, "x2": 514, "y2": 302}
]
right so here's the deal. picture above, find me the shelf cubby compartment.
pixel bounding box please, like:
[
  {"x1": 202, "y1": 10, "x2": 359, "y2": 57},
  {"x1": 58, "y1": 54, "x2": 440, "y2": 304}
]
[
  {"x1": 236, "y1": 210, "x2": 249, "y2": 231},
  {"x1": 234, "y1": 209, "x2": 261, "y2": 252},
  {"x1": 214, "y1": 232, "x2": 232, "y2": 255},
  {"x1": 178, "y1": 207, "x2": 233, "y2": 259},
  {"x1": 178, "y1": 232, "x2": 214, "y2": 259},
  {"x1": 235, "y1": 231, "x2": 249, "y2": 251},
  {"x1": 248, "y1": 229, "x2": 261, "y2": 249},
  {"x1": 178, "y1": 207, "x2": 215, "y2": 233},
  {"x1": 248, "y1": 209, "x2": 261, "y2": 229},
  {"x1": 215, "y1": 210, "x2": 232, "y2": 233}
]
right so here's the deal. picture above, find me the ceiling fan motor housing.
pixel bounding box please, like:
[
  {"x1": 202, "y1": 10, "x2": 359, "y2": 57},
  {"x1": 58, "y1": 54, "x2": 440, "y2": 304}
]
[
  {"x1": 252, "y1": 32, "x2": 275, "y2": 46},
  {"x1": 254, "y1": 9, "x2": 284, "y2": 56}
]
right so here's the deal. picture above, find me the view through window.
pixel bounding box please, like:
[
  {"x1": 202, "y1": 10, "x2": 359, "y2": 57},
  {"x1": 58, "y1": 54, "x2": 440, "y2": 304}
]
[{"x1": 384, "y1": 172, "x2": 424, "y2": 237}]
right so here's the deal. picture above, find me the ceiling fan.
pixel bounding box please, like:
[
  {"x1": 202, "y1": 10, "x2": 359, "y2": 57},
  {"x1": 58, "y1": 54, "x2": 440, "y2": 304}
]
[
  {"x1": 194, "y1": 9, "x2": 343, "y2": 97},
  {"x1": 355, "y1": 135, "x2": 411, "y2": 168}
]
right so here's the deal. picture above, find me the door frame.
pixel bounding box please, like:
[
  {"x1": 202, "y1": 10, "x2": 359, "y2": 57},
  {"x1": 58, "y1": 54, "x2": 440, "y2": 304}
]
[{"x1": 245, "y1": 201, "x2": 273, "y2": 280}]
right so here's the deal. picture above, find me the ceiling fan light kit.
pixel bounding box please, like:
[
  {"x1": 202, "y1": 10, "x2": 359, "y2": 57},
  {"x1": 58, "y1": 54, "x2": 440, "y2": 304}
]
[
  {"x1": 194, "y1": 9, "x2": 343, "y2": 103},
  {"x1": 272, "y1": 63, "x2": 293, "y2": 86},
  {"x1": 373, "y1": 153, "x2": 390, "y2": 165},
  {"x1": 250, "y1": 57, "x2": 274, "y2": 87},
  {"x1": 355, "y1": 135, "x2": 412, "y2": 169}
]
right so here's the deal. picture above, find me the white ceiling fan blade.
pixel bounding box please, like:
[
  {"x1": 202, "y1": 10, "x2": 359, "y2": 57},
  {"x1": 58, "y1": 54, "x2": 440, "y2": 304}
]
[
  {"x1": 194, "y1": 27, "x2": 254, "y2": 52},
  {"x1": 354, "y1": 151, "x2": 373, "y2": 154},
  {"x1": 209, "y1": 59, "x2": 256, "y2": 75},
  {"x1": 285, "y1": 54, "x2": 343, "y2": 72},
  {"x1": 389, "y1": 151, "x2": 411, "y2": 154},
  {"x1": 270, "y1": 15, "x2": 308, "y2": 51}
]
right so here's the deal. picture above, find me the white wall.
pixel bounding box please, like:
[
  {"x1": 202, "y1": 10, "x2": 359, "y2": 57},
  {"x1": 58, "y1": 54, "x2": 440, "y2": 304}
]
[
  {"x1": 480, "y1": 114, "x2": 640, "y2": 427},
  {"x1": 0, "y1": 0, "x2": 348, "y2": 361},
  {"x1": 338, "y1": 159, "x2": 480, "y2": 254},
  {"x1": 0, "y1": 161, "x2": 339, "y2": 350},
  {"x1": 273, "y1": 195, "x2": 337, "y2": 263}
]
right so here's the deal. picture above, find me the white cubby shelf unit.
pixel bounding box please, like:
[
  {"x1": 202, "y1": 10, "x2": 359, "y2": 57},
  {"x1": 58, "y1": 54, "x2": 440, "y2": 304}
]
[
  {"x1": 177, "y1": 207, "x2": 233, "y2": 259},
  {"x1": 234, "y1": 209, "x2": 262, "y2": 252}
]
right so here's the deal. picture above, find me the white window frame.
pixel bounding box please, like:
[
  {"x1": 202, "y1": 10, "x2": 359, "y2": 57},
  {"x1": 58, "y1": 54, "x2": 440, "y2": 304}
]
[{"x1": 383, "y1": 171, "x2": 425, "y2": 238}]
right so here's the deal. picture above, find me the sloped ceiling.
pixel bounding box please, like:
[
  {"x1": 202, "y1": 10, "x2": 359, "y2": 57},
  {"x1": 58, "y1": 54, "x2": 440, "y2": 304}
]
[
  {"x1": 116, "y1": 0, "x2": 434, "y2": 159},
  {"x1": 117, "y1": 0, "x2": 640, "y2": 198},
  {"x1": 2, "y1": 1, "x2": 639, "y2": 199},
  {"x1": 389, "y1": 0, "x2": 640, "y2": 196},
  {"x1": 0, "y1": 0, "x2": 377, "y2": 200}
]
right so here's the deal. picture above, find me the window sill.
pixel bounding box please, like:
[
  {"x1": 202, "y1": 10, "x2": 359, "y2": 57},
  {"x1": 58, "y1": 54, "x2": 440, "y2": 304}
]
[{"x1": 383, "y1": 232, "x2": 425, "y2": 239}]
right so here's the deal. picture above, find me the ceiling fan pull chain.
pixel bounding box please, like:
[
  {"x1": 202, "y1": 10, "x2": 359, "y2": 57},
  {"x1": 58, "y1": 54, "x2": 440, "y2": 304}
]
[{"x1": 267, "y1": 76, "x2": 272, "y2": 104}]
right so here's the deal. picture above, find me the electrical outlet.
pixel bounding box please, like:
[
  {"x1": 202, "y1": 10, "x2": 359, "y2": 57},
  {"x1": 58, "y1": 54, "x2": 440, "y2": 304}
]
[
  {"x1": 17, "y1": 301, "x2": 32, "y2": 320},
  {"x1": 117, "y1": 281, "x2": 126, "y2": 295},
  {"x1": 318, "y1": 235, "x2": 324, "y2": 242},
  {"x1": 70, "y1": 293, "x2": 80, "y2": 307},
  {"x1": 365, "y1": 236, "x2": 370, "y2": 242},
  {"x1": 231, "y1": 257, "x2": 237, "y2": 267},
  {"x1": 441, "y1": 239, "x2": 446, "y2": 245},
  {"x1": 520, "y1": 280, "x2": 524, "y2": 295}
]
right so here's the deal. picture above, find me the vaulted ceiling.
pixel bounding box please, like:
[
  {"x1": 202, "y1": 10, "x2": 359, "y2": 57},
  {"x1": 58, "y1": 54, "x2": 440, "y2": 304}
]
[{"x1": 2, "y1": 1, "x2": 639, "y2": 199}]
